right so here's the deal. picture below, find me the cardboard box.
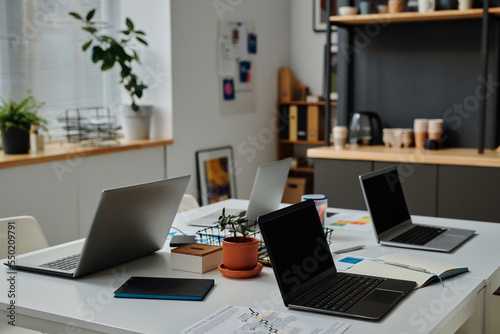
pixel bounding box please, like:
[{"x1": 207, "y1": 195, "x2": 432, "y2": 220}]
[
  {"x1": 282, "y1": 177, "x2": 311, "y2": 204},
  {"x1": 171, "y1": 243, "x2": 223, "y2": 273}
]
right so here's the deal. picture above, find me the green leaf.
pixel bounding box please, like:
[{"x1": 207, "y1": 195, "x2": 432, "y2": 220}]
[
  {"x1": 82, "y1": 40, "x2": 92, "y2": 51},
  {"x1": 131, "y1": 102, "x2": 139, "y2": 111},
  {"x1": 136, "y1": 37, "x2": 148, "y2": 46},
  {"x1": 91, "y1": 46, "x2": 104, "y2": 63},
  {"x1": 126, "y1": 18, "x2": 134, "y2": 30},
  {"x1": 120, "y1": 30, "x2": 130, "y2": 35},
  {"x1": 82, "y1": 26, "x2": 97, "y2": 34},
  {"x1": 101, "y1": 52, "x2": 115, "y2": 70},
  {"x1": 69, "y1": 12, "x2": 82, "y2": 20},
  {"x1": 135, "y1": 30, "x2": 146, "y2": 35},
  {"x1": 86, "y1": 9, "x2": 96, "y2": 21}
]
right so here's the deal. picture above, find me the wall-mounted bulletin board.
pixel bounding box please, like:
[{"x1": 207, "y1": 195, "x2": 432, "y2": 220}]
[{"x1": 218, "y1": 20, "x2": 257, "y2": 115}]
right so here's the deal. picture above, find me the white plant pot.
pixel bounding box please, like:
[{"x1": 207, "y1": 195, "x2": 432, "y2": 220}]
[{"x1": 122, "y1": 105, "x2": 152, "y2": 140}]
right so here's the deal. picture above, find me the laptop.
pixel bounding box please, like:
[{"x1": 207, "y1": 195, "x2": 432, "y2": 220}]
[
  {"x1": 257, "y1": 200, "x2": 415, "y2": 320},
  {"x1": 188, "y1": 158, "x2": 292, "y2": 227},
  {"x1": 8, "y1": 176, "x2": 190, "y2": 278},
  {"x1": 359, "y1": 166, "x2": 475, "y2": 252}
]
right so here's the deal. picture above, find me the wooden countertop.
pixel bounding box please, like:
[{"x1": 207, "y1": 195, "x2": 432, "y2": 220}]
[
  {"x1": 307, "y1": 145, "x2": 500, "y2": 168},
  {"x1": 0, "y1": 138, "x2": 174, "y2": 169}
]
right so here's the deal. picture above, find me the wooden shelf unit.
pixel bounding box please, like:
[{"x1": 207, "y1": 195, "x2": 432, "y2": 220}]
[
  {"x1": 330, "y1": 9, "x2": 484, "y2": 26},
  {"x1": 326, "y1": 5, "x2": 499, "y2": 153}
]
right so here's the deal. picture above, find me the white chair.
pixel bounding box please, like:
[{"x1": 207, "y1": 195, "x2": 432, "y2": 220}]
[
  {"x1": 177, "y1": 194, "x2": 200, "y2": 213},
  {"x1": 0, "y1": 216, "x2": 48, "y2": 333}
]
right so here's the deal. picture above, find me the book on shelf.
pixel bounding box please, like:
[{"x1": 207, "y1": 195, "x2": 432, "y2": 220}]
[
  {"x1": 297, "y1": 106, "x2": 308, "y2": 141},
  {"x1": 346, "y1": 253, "x2": 468, "y2": 289},
  {"x1": 279, "y1": 105, "x2": 289, "y2": 140},
  {"x1": 307, "y1": 105, "x2": 325, "y2": 142},
  {"x1": 288, "y1": 105, "x2": 298, "y2": 141}
]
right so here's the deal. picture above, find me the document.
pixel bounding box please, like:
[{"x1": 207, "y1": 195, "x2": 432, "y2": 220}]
[{"x1": 180, "y1": 305, "x2": 351, "y2": 334}]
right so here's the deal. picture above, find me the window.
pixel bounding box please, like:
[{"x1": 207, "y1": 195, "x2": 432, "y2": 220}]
[{"x1": 0, "y1": 0, "x2": 121, "y2": 138}]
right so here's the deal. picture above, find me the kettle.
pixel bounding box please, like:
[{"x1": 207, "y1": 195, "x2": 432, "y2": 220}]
[{"x1": 349, "y1": 111, "x2": 383, "y2": 145}]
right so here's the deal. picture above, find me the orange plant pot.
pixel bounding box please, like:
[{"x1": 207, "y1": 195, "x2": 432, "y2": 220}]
[{"x1": 222, "y1": 236, "x2": 259, "y2": 271}]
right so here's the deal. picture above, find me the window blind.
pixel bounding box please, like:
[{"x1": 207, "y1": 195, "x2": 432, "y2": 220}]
[{"x1": 0, "y1": 0, "x2": 121, "y2": 138}]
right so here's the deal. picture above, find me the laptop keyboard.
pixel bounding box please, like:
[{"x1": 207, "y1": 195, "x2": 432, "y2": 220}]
[
  {"x1": 302, "y1": 274, "x2": 385, "y2": 312},
  {"x1": 40, "y1": 254, "x2": 80, "y2": 271},
  {"x1": 390, "y1": 225, "x2": 447, "y2": 245}
]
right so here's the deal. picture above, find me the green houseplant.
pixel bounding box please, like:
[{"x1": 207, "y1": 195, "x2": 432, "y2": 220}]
[
  {"x1": 0, "y1": 93, "x2": 48, "y2": 154},
  {"x1": 69, "y1": 9, "x2": 152, "y2": 140},
  {"x1": 218, "y1": 208, "x2": 259, "y2": 272}
]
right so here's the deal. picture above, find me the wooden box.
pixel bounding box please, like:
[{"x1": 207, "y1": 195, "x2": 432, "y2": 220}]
[
  {"x1": 171, "y1": 243, "x2": 223, "y2": 273},
  {"x1": 282, "y1": 176, "x2": 311, "y2": 204}
]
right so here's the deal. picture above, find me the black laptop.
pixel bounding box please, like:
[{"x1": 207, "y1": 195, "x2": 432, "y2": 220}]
[
  {"x1": 257, "y1": 200, "x2": 415, "y2": 320},
  {"x1": 359, "y1": 166, "x2": 475, "y2": 252}
]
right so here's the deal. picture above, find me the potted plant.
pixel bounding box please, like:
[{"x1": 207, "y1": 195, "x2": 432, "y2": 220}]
[
  {"x1": 0, "y1": 92, "x2": 48, "y2": 154},
  {"x1": 69, "y1": 9, "x2": 151, "y2": 140},
  {"x1": 218, "y1": 208, "x2": 259, "y2": 271}
]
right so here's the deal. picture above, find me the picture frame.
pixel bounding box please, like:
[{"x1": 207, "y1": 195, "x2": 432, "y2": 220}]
[
  {"x1": 195, "y1": 146, "x2": 237, "y2": 206},
  {"x1": 313, "y1": 0, "x2": 338, "y2": 33}
]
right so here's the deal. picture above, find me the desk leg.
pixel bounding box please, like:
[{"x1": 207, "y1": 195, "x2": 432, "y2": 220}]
[{"x1": 456, "y1": 286, "x2": 485, "y2": 334}]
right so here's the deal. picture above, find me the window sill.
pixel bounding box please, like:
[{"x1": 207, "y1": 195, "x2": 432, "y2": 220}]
[{"x1": 0, "y1": 138, "x2": 174, "y2": 169}]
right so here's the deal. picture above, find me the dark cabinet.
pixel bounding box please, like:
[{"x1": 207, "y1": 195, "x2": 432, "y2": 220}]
[{"x1": 438, "y1": 165, "x2": 500, "y2": 223}]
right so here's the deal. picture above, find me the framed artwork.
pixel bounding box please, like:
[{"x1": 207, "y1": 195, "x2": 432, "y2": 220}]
[
  {"x1": 196, "y1": 146, "x2": 237, "y2": 206},
  {"x1": 313, "y1": 0, "x2": 337, "y2": 32}
]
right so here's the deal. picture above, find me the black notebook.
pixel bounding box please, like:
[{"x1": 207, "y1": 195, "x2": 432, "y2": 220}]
[{"x1": 114, "y1": 277, "x2": 215, "y2": 301}]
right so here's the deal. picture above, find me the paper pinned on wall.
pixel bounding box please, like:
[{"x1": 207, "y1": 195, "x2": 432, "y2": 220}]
[
  {"x1": 237, "y1": 23, "x2": 248, "y2": 60},
  {"x1": 218, "y1": 37, "x2": 234, "y2": 76}
]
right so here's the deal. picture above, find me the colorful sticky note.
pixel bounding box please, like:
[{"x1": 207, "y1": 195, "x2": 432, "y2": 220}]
[{"x1": 223, "y1": 79, "x2": 235, "y2": 100}]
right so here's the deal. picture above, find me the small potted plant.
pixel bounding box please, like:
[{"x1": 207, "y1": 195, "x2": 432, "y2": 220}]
[
  {"x1": 0, "y1": 92, "x2": 48, "y2": 154},
  {"x1": 69, "y1": 9, "x2": 151, "y2": 140},
  {"x1": 218, "y1": 208, "x2": 259, "y2": 271}
]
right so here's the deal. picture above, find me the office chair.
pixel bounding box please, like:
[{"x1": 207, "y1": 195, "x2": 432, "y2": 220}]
[
  {"x1": 0, "y1": 216, "x2": 49, "y2": 334},
  {"x1": 177, "y1": 194, "x2": 200, "y2": 213}
]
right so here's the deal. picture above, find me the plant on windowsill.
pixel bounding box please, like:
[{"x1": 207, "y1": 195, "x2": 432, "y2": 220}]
[
  {"x1": 218, "y1": 208, "x2": 259, "y2": 272},
  {"x1": 69, "y1": 9, "x2": 152, "y2": 140},
  {"x1": 0, "y1": 92, "x2": 48, "y2": 154}
]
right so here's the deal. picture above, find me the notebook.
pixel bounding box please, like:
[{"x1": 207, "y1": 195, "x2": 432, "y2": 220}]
[
  {"x1": 359, "y1": 166, "x2": 475, "y2": 252},
  {"x1": 346, "y1": 253, "x2": 469, "y2": 288},
  {"x1": 8, "y1": 176, "x2": 190, "y2": 278},
  {"x1": 257, "y1": 200, "x2": 416, "y2": 320},
  {"x1": 114, "y1": 276, "x2": 214, "y2": 301},
  {"x1": 188, "y1": 158, "x2": 292, "y2": 227}
]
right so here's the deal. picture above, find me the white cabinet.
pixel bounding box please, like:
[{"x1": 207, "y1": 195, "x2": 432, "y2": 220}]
[{"x1": 0, "y1": 147, "x2": 166, "y2": 245}]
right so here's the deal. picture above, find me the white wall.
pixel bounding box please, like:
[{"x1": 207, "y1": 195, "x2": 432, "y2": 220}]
[
  {"x1": 121, "y1": 0, "x2": 173, "y2": 139},
  {"x1": 290, "y1": 0, "x2": 329, "y2": 97},
  {"x1": 168, "y1": 0, "x2": 291, "y2": 200}
]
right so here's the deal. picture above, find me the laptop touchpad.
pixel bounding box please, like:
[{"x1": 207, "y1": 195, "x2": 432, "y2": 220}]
[
  {"x1": 346, "y1": 289, "x2": 403, "y2": 318},
  {"x1": 363, "y1": 289, "x2": 403, "y2": 304}
]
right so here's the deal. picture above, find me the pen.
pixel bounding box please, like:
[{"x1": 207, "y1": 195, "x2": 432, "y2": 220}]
[
  {"x1": 384, "y1": 261, "x2": 429, "y2": 273},
  {"x1": 332, "y1": 245, "x2": 366, "y2": 255}
]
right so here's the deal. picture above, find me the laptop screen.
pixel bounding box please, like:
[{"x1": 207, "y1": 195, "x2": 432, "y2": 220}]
[
  {"x1": 360, "y1": 167, "x2": 411, "y2": 234},
  {"x1": 258, "y1": 201, "x2": 334, "y2": 296}
]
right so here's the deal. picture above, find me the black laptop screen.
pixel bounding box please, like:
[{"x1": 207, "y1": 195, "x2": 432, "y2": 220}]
[
  {"x1": 361, "y1": 168, "x2": 411, "y2": 234},
  {"x1": 259, "y1": 201, "x2": 334, "y2": 296}
]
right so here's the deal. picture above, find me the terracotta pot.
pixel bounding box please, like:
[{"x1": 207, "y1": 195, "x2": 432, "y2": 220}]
[{"x1": 222, "y1": 236, "x2": 259, "y2": 271}]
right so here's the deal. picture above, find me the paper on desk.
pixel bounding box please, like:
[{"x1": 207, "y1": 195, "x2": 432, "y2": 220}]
[
  {"x1": 180, "y1": 305, "x2": 351, "y2": 334},
  {"x1": 334, "y1": 254, "x2": 374, "y2": 272},
  {"x1": 325, "y1": 212, "x2": 372, "y2": 231}
]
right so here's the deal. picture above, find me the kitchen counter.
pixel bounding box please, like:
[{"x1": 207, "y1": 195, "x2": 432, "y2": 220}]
[{"x1": 307, "y1": 145, "x2": 500, "y2": 168}]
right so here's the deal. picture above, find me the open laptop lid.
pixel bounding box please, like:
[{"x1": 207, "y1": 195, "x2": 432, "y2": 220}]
[
  {"x1": 246, "y1": 157, "x2": 292, "y2": 222},
  {"x1": 257, "y1": 200, "x2": 336, "y2": 306},
  {"x1": 73, "y1": 175, "x2": 190, "y2": 277},
  {"x1": 359, "y1": 166, "x2": 413, "y2": 242}
]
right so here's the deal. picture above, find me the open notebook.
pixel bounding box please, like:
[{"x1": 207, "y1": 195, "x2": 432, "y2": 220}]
[{"x1": 346, "y1": 254, "x2": 468, "y2": 288}]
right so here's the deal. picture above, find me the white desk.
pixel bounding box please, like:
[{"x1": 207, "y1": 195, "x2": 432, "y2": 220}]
[{"x1": 0, "y1": 199, "x2": 497, "y2": 334}]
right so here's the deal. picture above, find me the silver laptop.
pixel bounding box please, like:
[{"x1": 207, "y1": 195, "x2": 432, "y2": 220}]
[
  {"x1": 359, "y1": 166, "x2": 475, "y2": 252},
  {"x1": 8, "y1": 176, "x2": 190, "y2": 278},
  {"x1": 188, "y1": 158, "x2": 292, "y2": 227}
]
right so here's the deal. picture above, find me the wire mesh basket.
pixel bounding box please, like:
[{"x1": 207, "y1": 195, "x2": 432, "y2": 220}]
[{"x1": 195, "y1": 226, "x2": 334, "y2": 266}]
